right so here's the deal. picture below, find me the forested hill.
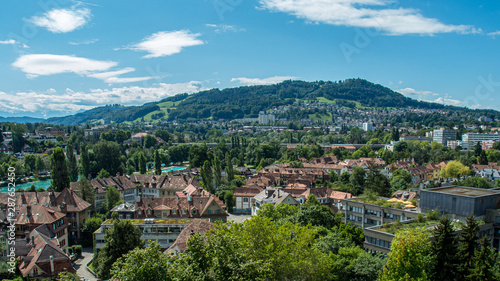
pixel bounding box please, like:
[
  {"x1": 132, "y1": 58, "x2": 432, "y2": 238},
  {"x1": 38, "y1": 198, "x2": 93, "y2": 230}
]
[{"x1": 47, "y1": 78, "x2": 472, "y2": 125}]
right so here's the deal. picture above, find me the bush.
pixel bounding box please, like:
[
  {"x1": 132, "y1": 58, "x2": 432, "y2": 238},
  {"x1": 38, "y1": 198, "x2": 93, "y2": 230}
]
[{"x1": 68, "y1": 245, "x2": 82, "y2": 258}]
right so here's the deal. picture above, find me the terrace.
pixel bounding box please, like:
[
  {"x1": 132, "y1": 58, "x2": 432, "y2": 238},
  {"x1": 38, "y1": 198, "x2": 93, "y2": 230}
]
[
  {"x1": 103, "y1": 218, "x2": 197, "y2": 225},
  {"x1": 353, "y1": 195, "x2": 417, "y2": 210}
]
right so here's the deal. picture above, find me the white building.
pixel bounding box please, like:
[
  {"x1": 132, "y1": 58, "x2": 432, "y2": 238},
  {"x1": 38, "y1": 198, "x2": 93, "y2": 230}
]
[
  {"x1": 462, "y1": 133, "x2": 500, "y2": 147},
  {"x1": 433, "y1": 129, "x2": 456, "y2": 146},
  {"x1": 258, "y1": 111, "x2": 276, "y2": 124},
  {"x1": 362, "y1": 122, "x2": 374, "y2": 131}
]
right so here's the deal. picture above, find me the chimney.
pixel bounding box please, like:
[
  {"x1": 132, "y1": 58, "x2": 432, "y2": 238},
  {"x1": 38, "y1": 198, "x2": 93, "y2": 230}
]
[
  {"x1": 116, "y1": 172, "x2": 120, "y2": 177},
  {"x1": 49, "y1": 255, "x2": 54, "y2": 274},
  {"x1": 27, "y1": 205, "x2": 32, "y2": 217}
]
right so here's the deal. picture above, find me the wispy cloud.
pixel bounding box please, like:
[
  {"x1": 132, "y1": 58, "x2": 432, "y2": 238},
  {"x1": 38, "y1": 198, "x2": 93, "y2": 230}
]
[
  {"x1": 122, "y1": 30, "x2": 204, "y2": 58},
  {"x1": 86, "y1": 67, "x2": 155, "y2": 84},
  {"x1": 231, "y1": 76, "x2": 298, "y2": 85},
  {"x1": 397, "y1": 88, "x2": 463, "y2": 106},
  {"x1": 487, "y1": 31, "x2": 500, "y2": 38},
  {"x1": 259, "y1": 0, "x2": 479, "y2": 35},
  {"x1": 0, "y1": 82, "x2": 206, "y2": 118},
  {"x1": 28, "y1": 7, "x2": 91, "y2": 33},
  {"x1": 205, "y1": 24, "x2": 246, "y2": 33},
  {"x1": 0, "y1": 39, "x2": 29, "y2": 48},
  {"x1": 12, "y1": 54, "x2": 155, "y2": 83},
  {"x1": 12, "y1": 54, "x2": 117, "y2": 78},
  {"x1": 69, "y1": 38, "x2": 99, "y2": 45}
]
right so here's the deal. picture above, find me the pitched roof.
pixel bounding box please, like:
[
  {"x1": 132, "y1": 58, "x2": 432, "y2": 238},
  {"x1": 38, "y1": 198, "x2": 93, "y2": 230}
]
[
  {"x1": 18, "y1": 225, "x2": 74, "y2": 277},
  {"x1": 52, "y1": 188, "x2": 91, "y2": 213},
  {"x1": 164, "y1": 219, "x2": 214, "y2": 255}
]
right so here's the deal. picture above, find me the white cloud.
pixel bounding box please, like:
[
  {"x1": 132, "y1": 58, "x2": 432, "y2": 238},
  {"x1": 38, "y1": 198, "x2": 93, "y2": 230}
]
[
  {"x1": 259, "y1": 0, "x2": 479, "y2": 35},
  {"x1": 397, "y1": 88, "x2": 463, "y2": 106},
  {"x1": 69, "y1": 38, "x2": 99, "y2": 45},
  {"x1": 29, "y1": 8, "x2": 92, "y2": 33},
  {"x1": 87, "y1": 68, "x2": 155, "y2": 84},
  {"x1": 0, "y1": 39, "x2": 16, "y2": 45},
  {"x1": 12, "y1": 54, "x2": 157, "y2": 84},
  {"x1": 0, "y1": 81, "x2": 206, "y2": 118},
  {"x1": 433, "y1": 97, "x2": 463, "y2": 106},
  {"x1": 397, "y1": 87, "x2": 434, "y2": 100},
  {"x1": 205, "y1": 24, "x2": 246, "y2": 33},
  {"x1": 0, "y1": 39, "x2": 29, "y2": 48},
  {"x1": 124, "y1": 30, "x2": 204, "y2": 58},
  {"x1": 488, "y1": 31, "x2": 500, "y2": 38},
  {"x1": 12, "y1": 54, "x2": 117, "y2": 78},
  {"x1": 231, "y1": 76, "x2": 298, "y2": 85}
]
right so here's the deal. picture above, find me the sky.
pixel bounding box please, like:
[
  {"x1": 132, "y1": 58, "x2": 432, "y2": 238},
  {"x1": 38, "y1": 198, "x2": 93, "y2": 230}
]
[{"x1": 1, "y1": 0, "x2": 500, "y2": 118}]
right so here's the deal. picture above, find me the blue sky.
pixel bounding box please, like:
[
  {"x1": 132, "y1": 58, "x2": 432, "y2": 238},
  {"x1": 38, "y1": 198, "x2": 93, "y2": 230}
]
[{"x1": 1, "y1": 0, "x2": 499, "y2": 118}]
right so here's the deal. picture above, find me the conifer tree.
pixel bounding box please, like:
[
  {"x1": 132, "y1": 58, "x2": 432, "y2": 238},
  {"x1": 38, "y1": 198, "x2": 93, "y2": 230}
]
[
  {"x1": 468, "y1": 237, "x2": 497, "y2": 281},
  {"x1": 430, "y1": 217, "x2": 458, "y2": 281},
  {"x1": 457, "y1": 216, "x2": 479, "y2": 278}
]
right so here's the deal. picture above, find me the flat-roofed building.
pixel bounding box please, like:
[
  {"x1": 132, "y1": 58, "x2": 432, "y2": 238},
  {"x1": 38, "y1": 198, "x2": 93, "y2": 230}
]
[
  {"x1": 462, "y1": 133, "x2": 500, "y2": 148},
  {"x1": 94, "y1": 218, "x2": 201, "y2": 251},
  {"x1": 432, "y1": 129, "x2": 456, "y2": 146},
  {"x1": 343, "y1": 196, "x2": 420, "y2": 229},
  {"x1": 420, "y1": 186, "x2": 500, "y2": 220},
  {"x1": 364, "y1": 218, "x2": 494, "y2": 254}
]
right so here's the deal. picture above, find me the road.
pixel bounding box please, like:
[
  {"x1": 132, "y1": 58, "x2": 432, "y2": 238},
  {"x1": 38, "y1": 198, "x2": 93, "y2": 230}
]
[
  {"x1": 228, "y1": 213, "x2": 251, "y2": 223},
  {"x1": 74, "y1": 248, "x2": 97, "y2": 281}
]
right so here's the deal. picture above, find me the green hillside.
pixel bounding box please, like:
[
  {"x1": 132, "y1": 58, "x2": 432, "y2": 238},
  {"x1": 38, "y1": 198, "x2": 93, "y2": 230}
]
[{"x1": 45, "y1": 78, "x2": 494, "y2": 125}]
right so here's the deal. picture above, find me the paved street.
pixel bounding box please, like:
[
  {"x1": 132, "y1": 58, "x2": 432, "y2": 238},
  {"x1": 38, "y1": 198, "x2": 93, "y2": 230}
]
[
  {"x1": 228, "y1": 213, "x2": 252, "y2": 223},
  {"x1": 74, "y1": 248, "x2": 96, "y2": 281}
]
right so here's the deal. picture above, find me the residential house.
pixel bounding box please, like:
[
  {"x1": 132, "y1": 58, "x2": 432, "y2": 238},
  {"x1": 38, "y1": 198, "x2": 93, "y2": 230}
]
[
  {"x1": 251, "y1": 188, "x2": 299, "y2": 215},
  {"x1": 13, "y1": 204, "x2": 69, "y2": 253},
  {"x1": 164, "y1": 219, "x2": 214, "y2": 255},
  {"x1": 299, "y1": 187, "x2": 353, "y2": 212},
  {"x1": 234, "y1": 186, "x2": 263, "y2": 214},
  {"x1": 17, "y1": 225, "x2": 75, "y2": 279},
  {"x1": 135, "y1": 184, "x2": 228, "y2": 222},
  {"x1": 0, "y1": 143, "x2": 13, "y2": 155}
]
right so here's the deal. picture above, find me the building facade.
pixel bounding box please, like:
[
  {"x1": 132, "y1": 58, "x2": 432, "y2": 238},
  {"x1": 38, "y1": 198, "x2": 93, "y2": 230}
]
[{"x1": 432, "y1": 129, "x2": 456, "y2": 146}]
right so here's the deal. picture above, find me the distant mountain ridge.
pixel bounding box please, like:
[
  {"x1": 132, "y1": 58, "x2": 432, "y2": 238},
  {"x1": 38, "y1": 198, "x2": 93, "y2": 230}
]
[
  {"x1": 44, "y1": 78, "x2": 494, "y2": 125},
  {"x1": 0, "y1": 116, "x2": 46, "y2": 124}
]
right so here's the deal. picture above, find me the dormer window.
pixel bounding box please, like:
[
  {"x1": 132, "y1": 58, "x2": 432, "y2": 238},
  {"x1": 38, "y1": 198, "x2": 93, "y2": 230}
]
[{"x1": 182, "y1": 209, "x2": 187, "y2": 215}]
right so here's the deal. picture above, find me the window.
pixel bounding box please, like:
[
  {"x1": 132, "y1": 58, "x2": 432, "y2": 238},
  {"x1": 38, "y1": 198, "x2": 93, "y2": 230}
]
[
  {"x1": 243, "y1": 198, "x2": 249, "y2": 203},
  {"x1": 207, "y1": 210, "x2": 212, "y2": 214},
  {"x1": 138, "y1": 210, "x2": 142, "y2": 215},
  {"x1": 163, "y1": 212, "x2": 166, "y2": 218},
  {"x1": 173, "y1": 209, "x2": 177, "y2": 215},
  {"x1": 216, "y1": 209, "x2": 220, "y2": 214},
  {"x1": 182, "y1": 209, "x2": 187, "y2": 215}
]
